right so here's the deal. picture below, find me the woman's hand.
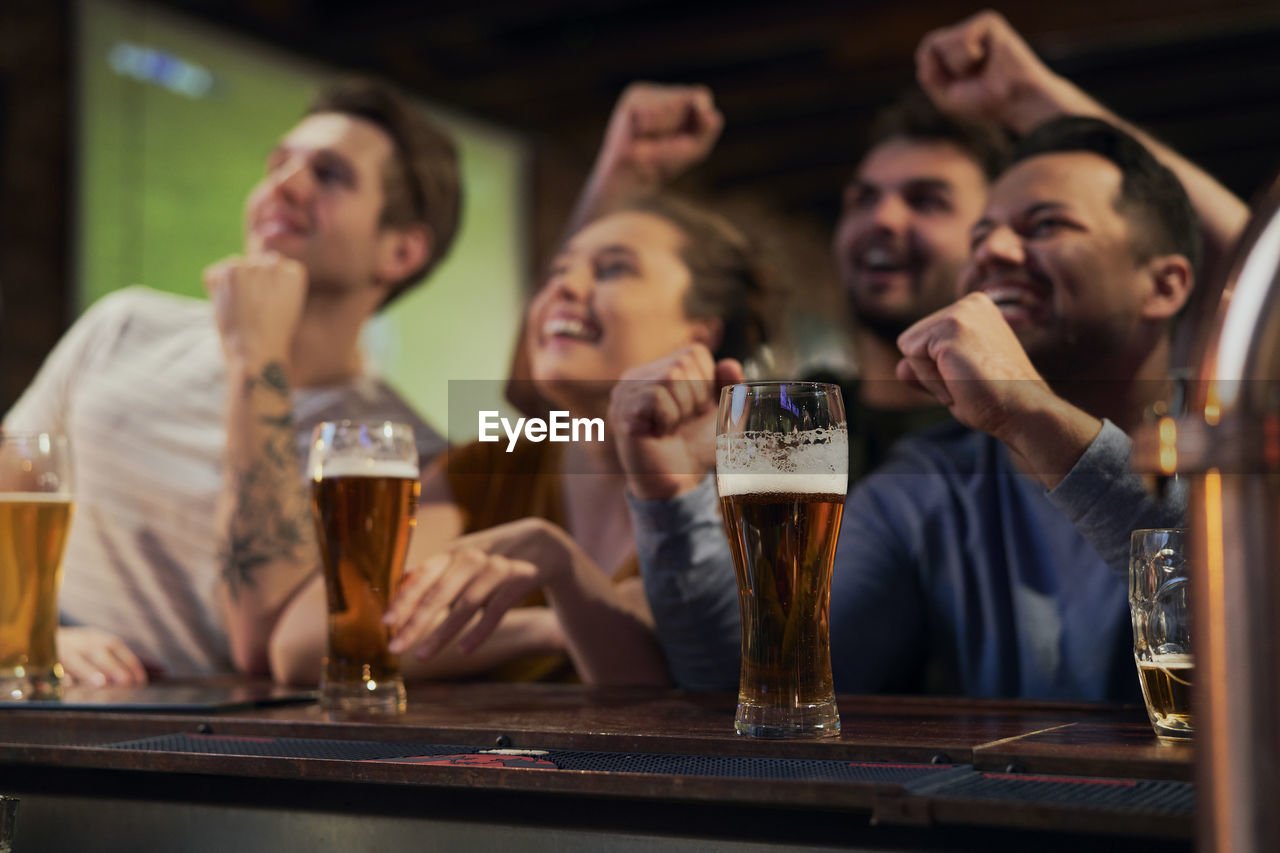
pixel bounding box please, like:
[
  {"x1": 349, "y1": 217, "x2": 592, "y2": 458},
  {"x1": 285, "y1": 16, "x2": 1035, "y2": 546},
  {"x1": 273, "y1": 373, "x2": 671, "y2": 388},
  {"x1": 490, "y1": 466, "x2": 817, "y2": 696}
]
[
  {"x1": 385, "y1": 516, "x2": 669, "y2": 685},
  {"x1": 57, "y1": 626, "x2": 149, "y2": 686},
  {"x1": 385, "y1": 518, "x2": 566, "y2": 661}
]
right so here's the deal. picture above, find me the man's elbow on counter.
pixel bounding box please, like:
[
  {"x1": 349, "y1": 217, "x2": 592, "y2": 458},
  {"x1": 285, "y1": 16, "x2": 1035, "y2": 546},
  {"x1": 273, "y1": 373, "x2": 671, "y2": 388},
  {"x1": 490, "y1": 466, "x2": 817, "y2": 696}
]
[
  {"x1": 226, "y1": 638, "x2": 272, "y2": 681},
  {"x1": 267, "y1": 627, "x2": 323, "y2": 687}
]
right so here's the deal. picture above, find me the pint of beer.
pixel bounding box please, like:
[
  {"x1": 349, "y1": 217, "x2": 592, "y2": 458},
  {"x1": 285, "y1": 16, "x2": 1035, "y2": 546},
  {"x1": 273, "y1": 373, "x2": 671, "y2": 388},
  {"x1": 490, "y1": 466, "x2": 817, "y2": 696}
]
[
  {"x1": 309, "y1": 421, "x2": 419, "y2": 714},
  {"x1": 0, "y1": 433, "x2": 73, "y2": 702},
  {"x1": 716, "y1": 382, "x2": 847, "y2": 738},
  {"x1": 1130, "y1": 528, "x2": 1193, "y2": 741}
]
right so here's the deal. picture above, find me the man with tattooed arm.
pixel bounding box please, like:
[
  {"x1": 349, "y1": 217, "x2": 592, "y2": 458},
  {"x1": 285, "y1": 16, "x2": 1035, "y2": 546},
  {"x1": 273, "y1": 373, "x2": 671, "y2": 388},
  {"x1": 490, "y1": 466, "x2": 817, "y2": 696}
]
[{"x1": 1, "y1": 78, "x2": 458, "y2": 684}]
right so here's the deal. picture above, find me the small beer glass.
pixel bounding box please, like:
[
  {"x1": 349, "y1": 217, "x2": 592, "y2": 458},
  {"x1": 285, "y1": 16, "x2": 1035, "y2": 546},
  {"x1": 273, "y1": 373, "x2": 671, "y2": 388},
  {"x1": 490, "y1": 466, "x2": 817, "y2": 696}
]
[
  {"x1": 716, "y1": 381, "x2": 847, "y2": 738},
  {"x1": 1129, "y1": 528, "x2": 1193, "y2": 742},
  {"x1": 308, "y1": 421, "x2": 419, "y2": 714},
  {"x1": 0, "y1": 433, "x2": 74, "y2": 701}
]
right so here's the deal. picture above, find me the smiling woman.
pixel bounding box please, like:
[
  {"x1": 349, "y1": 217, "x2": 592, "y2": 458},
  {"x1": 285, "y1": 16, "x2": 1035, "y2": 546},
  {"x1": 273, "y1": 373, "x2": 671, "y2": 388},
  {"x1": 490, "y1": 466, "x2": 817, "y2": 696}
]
[
  {"x1": 269, "y1": 194, "x2": 773, "y2": 687},
  {"x1": 526, "y1": 197, "x2": 768, "y2": 416}
]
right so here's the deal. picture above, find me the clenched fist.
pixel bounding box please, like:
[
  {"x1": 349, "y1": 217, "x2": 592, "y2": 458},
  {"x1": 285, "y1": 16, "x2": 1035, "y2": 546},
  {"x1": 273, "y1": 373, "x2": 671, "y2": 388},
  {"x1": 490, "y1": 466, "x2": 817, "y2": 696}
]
[
  {"x1": 203, "y1": 253, "x2": 308, "y2": 366},
  {"x1": 916, "y1": 10, "x2": 1093, "y2": 135},
  {"x1": 595, "y1": 82, "x2": 724, "y2": 192},
  {"x1": 608, "y1": 344, "x2": 743, "y2": 500},
  {"x1": 896, "y1": 292, "x2": 1102, "y2": 486},
  {"x1": 896, "y1": 292, "x2": 1050, "y2": 439}
]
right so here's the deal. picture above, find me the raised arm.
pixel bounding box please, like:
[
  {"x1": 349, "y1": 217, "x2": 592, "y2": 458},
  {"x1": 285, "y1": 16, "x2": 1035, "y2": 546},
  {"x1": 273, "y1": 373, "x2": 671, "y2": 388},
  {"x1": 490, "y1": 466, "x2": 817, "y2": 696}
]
[
  {"x1": 916, "y1": 10, "x2": 1249, "y2": 274},
  {"x1": 566, "y1": 82, "x2": 723, "y2": 236},
  {"x1": 205, "y1": 254, "x2": 318, "y2": 675}
]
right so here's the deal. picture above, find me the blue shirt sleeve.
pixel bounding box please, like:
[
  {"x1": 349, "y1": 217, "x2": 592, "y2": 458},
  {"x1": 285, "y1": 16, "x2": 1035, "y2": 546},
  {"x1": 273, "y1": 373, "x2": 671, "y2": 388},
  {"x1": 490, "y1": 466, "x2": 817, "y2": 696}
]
[
  {"x1": 627, "y1": 476, "x2": 741, "y2": 690},
  {"x1": 1046, "y1": 419, "x2": 1188, "y2": 575}
]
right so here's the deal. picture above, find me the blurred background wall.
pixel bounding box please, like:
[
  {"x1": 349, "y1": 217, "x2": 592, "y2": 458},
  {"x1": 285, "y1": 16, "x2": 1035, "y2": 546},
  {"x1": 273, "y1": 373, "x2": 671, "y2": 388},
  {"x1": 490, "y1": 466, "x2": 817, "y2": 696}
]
[{"x1": 3, "y1": 0, "x2": 1279, "y2": 431}]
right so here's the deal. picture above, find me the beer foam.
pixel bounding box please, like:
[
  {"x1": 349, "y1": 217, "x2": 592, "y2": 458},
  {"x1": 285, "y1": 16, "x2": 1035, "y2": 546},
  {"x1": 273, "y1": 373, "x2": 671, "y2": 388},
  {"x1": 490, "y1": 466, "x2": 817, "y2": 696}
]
[
  {"x1": 716, "y1": 428, "x2": 847, "y2": 497},
  {"x1": 1141, "y1": 654, "x2": 1194, "y2": 669},
  {"x1": 0, "y1": 492, "x2": 73, "y2": 503},
  {"x1": 716, "y1": 472, "x2": 846, "y2": 497},
  {"x1": 313, "y1": 459, "x2": 419, "y2": 480}
]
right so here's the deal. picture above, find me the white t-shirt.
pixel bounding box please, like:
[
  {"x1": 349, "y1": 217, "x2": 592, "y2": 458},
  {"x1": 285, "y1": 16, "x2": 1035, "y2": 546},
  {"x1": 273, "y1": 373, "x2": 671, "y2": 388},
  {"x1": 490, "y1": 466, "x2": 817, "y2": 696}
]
[{"x1": 3, "y1": 286, "x2": 444, "y2": 675}]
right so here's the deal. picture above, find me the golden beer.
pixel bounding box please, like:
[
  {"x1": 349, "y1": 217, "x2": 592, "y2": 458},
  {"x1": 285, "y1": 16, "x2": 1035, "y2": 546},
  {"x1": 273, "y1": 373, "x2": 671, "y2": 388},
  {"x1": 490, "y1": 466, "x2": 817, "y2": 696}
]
[
  {"x1": 0, "y1": 494, "x2": 73, "y2": 701},
  {"x1": 1137, "y1": 655, "x2": 1194, "y2": 740},
  {"x1": 721, "y1": 490, "x2": 843, "y2": 725},
  {"x1": 311, "y1": 468, "x2": 418, "y2": 713}
]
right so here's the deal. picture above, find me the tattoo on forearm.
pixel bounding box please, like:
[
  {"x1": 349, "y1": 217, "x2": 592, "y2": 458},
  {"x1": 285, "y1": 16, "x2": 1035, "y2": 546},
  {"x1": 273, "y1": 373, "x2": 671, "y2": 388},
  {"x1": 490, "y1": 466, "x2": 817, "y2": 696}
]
[
  {"x1": 221, "y1": 361, "x2": 315, "y2": 599},
  {"x1": 243, "y1": 361, "x2": 291, "y2": 397},
  {"x1": 260, "y1": 413, "x2": 293, "y2": 429},
  {"x1": 262, "y1": 432, "x2": 290, "y2": 469}
]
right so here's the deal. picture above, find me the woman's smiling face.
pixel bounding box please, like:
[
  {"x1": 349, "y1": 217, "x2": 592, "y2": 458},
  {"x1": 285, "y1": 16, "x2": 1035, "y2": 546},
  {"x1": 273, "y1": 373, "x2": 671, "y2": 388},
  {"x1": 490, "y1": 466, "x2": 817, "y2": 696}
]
[{"x1": 526, "y1": 210, "x2": 713, "y2": 402}]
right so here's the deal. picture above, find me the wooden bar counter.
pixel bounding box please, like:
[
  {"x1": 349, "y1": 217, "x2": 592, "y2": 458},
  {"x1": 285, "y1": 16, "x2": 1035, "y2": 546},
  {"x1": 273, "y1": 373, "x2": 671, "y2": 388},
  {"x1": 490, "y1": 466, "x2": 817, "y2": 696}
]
[{"x1": 0, "y1": 682, "x2": 1193, "y2": 852}]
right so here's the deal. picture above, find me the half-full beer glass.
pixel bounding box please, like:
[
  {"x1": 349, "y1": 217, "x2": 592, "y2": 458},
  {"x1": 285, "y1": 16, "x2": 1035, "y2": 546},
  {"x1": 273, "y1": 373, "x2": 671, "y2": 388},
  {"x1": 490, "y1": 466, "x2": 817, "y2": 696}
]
[
  {"x1": 308, "y1": 421, "x2": 419, "y2": 714},
  {"x1": 1130, "y1": 527, "x2": 1193, "y2": 742},
  {"x1": 0, "y1": 434, "x2": 73, "y2": 701},
  {"x1": 716, "y1": 382, "x2": 847, "y2": 738}
]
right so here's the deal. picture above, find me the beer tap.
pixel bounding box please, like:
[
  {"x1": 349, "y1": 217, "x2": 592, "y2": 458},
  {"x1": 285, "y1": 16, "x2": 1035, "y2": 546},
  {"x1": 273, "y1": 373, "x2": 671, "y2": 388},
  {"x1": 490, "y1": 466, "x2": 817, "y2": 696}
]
[{"x1": 1133, "y1": 174, "x2": 1280, "y2": 853}]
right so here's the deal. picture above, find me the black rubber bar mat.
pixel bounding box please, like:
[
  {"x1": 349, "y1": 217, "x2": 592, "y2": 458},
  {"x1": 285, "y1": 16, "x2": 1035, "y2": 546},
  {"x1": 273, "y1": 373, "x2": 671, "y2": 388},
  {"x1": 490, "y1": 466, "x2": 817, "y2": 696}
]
[
  {"x1": 106, "y1": 733, "x2": 966, "y2": 783},
  {"x1": 907, "y1": 770, "x2": 1194, "y2": 815},
  {"x1": 104, "y1": 733, "x2": 1194, "y2": 815}
]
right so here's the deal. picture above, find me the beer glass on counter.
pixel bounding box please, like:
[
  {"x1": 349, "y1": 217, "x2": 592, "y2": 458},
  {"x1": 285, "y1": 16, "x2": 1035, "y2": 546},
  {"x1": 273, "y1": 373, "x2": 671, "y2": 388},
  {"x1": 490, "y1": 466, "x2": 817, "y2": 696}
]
[
  {"x1": 716, "y1": 382, "x2": 847, "y2": 738},
  {"x1": 0, "y1": 433, "x2": 73, "y2": 702},
  {"x1": 308, "y1": 421, "x2": 419, "y2": 714},
  {"x1": 1130, "y1": 527, "x2": 1193, "y2": 741}
]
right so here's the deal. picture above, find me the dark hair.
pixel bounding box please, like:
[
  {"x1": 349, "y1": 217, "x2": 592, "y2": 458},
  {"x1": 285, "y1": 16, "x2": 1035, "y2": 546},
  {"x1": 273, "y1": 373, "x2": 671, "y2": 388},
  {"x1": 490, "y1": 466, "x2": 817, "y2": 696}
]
[
  {"x1": 308, "y1": 77, "x2": 462, "y2": 307},
  {"x1": 1011, "y1": 116, "x2": 1201, "y2": 273},
  {"x1": 865, "y1": 88, "x2": 1010, "y2": 182},
  {"x1": 615, "y1": 195, "x2": 772, "y2": 364}
]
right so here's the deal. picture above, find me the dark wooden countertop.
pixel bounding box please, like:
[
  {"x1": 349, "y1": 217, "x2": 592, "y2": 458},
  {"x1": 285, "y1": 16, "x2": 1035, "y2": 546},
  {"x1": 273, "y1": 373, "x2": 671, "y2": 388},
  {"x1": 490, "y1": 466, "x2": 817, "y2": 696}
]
[{"x1": 0, "y1": 682, "x2": 1194, "y2": 851}]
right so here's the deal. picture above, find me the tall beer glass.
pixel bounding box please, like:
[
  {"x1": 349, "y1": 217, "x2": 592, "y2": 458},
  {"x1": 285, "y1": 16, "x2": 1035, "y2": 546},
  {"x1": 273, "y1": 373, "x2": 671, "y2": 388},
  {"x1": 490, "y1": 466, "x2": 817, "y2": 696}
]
[
  {"x1": 308, "y1": 421, "x2": 419, "y2": 714},
  {"x1": 0, "y1": 433, "x2": 73, "y2": 701},
  {"x1": 717, "y1": 382, "x2": 847, "y2": 738}
]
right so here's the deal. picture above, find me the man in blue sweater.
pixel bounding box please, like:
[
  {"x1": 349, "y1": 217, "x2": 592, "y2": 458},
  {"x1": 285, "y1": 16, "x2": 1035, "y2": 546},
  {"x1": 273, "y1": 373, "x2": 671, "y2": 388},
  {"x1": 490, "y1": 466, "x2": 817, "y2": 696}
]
[{"x1": 617, "y1": 116, "x2": 1200, "y2": 701}]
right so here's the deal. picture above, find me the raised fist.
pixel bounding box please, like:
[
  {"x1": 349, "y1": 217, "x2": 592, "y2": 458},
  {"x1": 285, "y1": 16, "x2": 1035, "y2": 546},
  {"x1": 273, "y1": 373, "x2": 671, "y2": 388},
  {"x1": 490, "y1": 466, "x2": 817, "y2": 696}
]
[
  {"x1": 608, "y1": 344, "x2": 743, "y2": 500},
  {"x1": 203, "y1": 252, "x2": 308, "y2": 365},
  {"x1": 595, "y1": 82, "x2": 724, "y2": 191},
  {"x1": 916, "y1": 10, "x2": 1089, "y2": 134}
]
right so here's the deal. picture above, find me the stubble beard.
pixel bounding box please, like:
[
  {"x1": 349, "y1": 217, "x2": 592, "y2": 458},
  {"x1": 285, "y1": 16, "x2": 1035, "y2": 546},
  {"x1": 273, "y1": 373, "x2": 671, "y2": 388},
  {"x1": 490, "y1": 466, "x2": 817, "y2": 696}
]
[
  {"x1": 845, "y1": 265, "x2": 956, "y2": 346},
  {"x1": 1023, "y1": 319, "x2": 1130, "y2": 389}
]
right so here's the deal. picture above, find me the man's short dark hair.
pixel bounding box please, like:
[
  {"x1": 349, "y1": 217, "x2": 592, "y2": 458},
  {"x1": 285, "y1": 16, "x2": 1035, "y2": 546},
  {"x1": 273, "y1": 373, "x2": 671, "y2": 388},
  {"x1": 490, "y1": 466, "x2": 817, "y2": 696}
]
[
  {"x1": 1011, "y1": 116, "x2": 1201, "y2": 274},
  {"x1": 309, "y1": 77, "x2": 462, "y2": 307},
  {"x1": 865, "y1": 89, "x2": 1010, "y2": 182}
]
